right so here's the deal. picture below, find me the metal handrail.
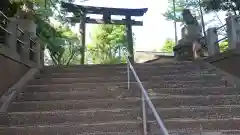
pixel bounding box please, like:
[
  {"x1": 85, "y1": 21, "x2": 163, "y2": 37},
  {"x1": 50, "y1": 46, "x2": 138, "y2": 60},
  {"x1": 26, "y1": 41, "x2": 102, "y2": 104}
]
[
  {"x1": 0, "y1": 25, "x2": 11, "y2": 35},
  {"x1": 17, "y1": 38, "x2": 25, "y2": 45},
  {"x1": 199, "y1": 24, "x2": 227, "y2": 52},
  {"x1": 30, "y1": 38, "x2": 36, "y2": 44},
  {"x1": 123, "y1": 48, "x2": 169, "y2": 135},
  {"x1": 0, "y1": 11, "x2": 10, "y2": 21},
  {"x1": 17, "y1": 27, "x2": 24, "y2": 35},
  {"x1": 215, "y1": 36, "x2": 228, "y2": 44},
  {"x1": 216, "y1": 24, "x2": 227, "y2": 31},
  {"x1": 0, "y1": 11, "x2": 11, "y2": 35}
]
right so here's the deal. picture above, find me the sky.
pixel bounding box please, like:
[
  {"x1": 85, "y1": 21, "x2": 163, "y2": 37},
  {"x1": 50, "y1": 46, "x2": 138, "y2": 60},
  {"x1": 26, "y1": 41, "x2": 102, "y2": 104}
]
[
  {"x1": 71, "y1": 0, "x2": 227, "y2": 51},
  {"x1": 70, "y1": 0, "x2": 180, "y2": 51}
]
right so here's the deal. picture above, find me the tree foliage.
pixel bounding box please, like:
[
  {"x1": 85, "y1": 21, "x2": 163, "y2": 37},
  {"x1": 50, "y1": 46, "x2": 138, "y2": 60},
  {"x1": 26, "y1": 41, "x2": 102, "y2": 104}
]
[
  {"x1": 219, "y1": 40, "x2": 228, "y2": 52},
  {"x1": 5, "y1": 0, "x2": 82, "y2": 65},
  {"x1": 201, "y1": 0, "x2": 240, "y2": 15},
  {"x1": 163, "y1": 0, "x2": 201, "y2": 22},
  {"x1": 36, "y1": 18, "x2": 81, "y2": 65},
  {"x1": 87, "y1": 25, "x2": 129, "y2": 64},
  {"x1": 161, "y1": 39, "x2": 175, "y2": 52}
]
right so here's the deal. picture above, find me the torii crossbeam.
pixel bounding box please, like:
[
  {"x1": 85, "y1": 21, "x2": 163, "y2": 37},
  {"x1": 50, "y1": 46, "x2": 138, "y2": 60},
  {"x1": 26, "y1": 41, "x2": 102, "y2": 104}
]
[{"x1": 61, "y1": 2, "x2": 148, "y2": 64}]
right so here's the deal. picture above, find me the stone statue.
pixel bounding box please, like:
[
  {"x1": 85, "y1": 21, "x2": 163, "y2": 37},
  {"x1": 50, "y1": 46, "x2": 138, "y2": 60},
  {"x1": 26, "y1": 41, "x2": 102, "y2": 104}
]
[
  {"x1": 179, "y1": 9, "x2": 202, "y2": 44},
  {"x1": 174, "y1": 9, "x2": 204, "y2": 60}
]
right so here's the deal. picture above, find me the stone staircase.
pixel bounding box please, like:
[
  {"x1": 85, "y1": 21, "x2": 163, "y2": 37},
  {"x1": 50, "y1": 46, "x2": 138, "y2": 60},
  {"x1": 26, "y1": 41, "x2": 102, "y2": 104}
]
[{"x1": 0, "y1": 61, "x2": 240, "y2": 135}]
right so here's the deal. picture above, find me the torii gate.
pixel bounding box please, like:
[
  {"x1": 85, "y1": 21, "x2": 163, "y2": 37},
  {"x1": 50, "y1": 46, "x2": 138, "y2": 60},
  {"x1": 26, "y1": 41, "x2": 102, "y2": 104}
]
[{"x1": 61, "y1": 2, "x2": 148, "y2": 64}]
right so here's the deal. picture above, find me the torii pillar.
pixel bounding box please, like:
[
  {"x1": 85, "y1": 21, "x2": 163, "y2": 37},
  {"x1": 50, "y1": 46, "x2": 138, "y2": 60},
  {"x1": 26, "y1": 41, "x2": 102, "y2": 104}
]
[
  {"x1": 61, "y1": 2, "x2": 148, "y2": 65},
  {"x1": 79, "y1": 13, "x2": 86, "y2": 65},
  {"x1": 126, "y1": 15, "x2": 134, "y2": 63}
]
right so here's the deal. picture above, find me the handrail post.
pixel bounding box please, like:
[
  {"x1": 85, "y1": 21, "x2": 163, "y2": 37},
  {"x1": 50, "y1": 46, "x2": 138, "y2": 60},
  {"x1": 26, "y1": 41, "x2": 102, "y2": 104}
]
[
  {"x1": 142, "y1": 93, "x2": 148, "y2": 135},
  {"x1": 127, "y1": 59, "x2": 130, "y2": 90}
]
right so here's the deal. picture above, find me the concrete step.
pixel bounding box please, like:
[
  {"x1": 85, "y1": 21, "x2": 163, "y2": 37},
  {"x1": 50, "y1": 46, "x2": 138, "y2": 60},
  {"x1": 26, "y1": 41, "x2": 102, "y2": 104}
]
[
  {"x1": 0, "y1": 121, "x2": 141, "y2": 135},
  {"x1": 38, "y1": 70, "x2": 218, "y2": 78},
  {"x1": 43, "y1": 64, "x2": 200, "y2": 73},
  {"x1": 9, "y1": 95, "x2": 240, "y2": 112},
  {"x1": 167, "y1": 130, "x2": 240, "y2": 135},
  {"x1": 43, "y1": 62, "x2": 196, "y2": 72},
  {"x1": 22, "y1": 86, "x2": 239, "y2": 96},
  {"x1": 17, "y1": 87, "x2": 239, "y2": 101},
  {"x1": 30, "y1": 74, "x2": 223, "y2": 84},
  {"x1": 25, "y1": 80, "x2": 230, "y2": 92},
  {"x1": 0, "y1": 119, "x2": 240, "y2": 135},
  {"x1": 39, "y1": 68, "x2": 216, "y2": 78},
  {"x1": 4, "y1": 105, "x2": 240, "y2": 126},
  {"x1": 25, "y1": 82, "x2": 229, "y2": 94}
]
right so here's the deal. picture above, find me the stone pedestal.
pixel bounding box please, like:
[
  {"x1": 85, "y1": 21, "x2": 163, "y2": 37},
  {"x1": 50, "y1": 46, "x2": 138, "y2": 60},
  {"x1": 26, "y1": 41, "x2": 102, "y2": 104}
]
[
  {"x1": 173, "y1": 44, "x2": 193, "y2": 61},
  {"x1": 174, "y1": 24, "x2": 202, "y2": 61}
]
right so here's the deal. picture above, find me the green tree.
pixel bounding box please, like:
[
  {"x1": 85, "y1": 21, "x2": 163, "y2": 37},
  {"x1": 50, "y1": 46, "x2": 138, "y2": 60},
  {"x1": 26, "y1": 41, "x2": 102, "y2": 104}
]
[
  {"x1": 36, "y1": 19, "x2": 82, "y2": 65},
  {"x1": 201, "y1": 0, "x2": 240, "y2": 15},
  {"x1": 219, "y1": 40, "x2": 228, "y2": 52},
  {"x1": 163, "y1": 0, "x2": 202, "y2": 22},
  {"x1": 87, "y1": 24, "x2": 129, "y2": 64},
  {"x1": 7, "y1": 0, "x2": 82, "y2": 65},
  {"x1": 161, "y1": 39, "x2": 175, "y2": 52}
]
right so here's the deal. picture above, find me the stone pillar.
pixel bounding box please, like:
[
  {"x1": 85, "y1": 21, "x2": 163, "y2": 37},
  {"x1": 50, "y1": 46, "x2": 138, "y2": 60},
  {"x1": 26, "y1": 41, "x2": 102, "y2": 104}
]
[
  {"x1": 5, "y1": 18, "x2": 18, "y2": 51},
  {"x1": 226, "y1": 15, "x2": 240, "y2": 49},
  {"x1": 79, "y1": 13, "x2": 86, "y2": 65},
  {"x1": 126, "y1": 15, "x2": 134, "y2": 63},
  {"x1": 35, "y1": 38, "x2": 41, "y2": 67},
  {"x1": 17, "y1": 19, "x2": 37, "y2": 38},
  {"x1": 20, "y1": 31, "x2": 31, "y2": 61},
  {"x1": 206, "y1": 28, "x2": 220, "y2": 56},
  {"x1": 41, "y1": 45, "x2": 45, "y2": 67}
]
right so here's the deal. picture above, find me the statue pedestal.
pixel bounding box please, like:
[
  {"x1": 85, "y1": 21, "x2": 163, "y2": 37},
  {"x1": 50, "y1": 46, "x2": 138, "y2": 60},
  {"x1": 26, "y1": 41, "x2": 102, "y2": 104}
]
[
  {"x1": 174, "y1": 24, "x2": 202, "y2": 61},
  {"x1": 174, "y1": 44, "x2": 194, "y2": 61}
]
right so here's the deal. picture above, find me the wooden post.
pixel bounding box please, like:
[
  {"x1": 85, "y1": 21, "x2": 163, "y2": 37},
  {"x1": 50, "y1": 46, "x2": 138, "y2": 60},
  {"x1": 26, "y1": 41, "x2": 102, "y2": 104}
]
[
  {"x1": 79, "y1": 13, "x2": 86, "y2": 65},
  {"x1": 126, "y1": 15, "x2": 134, "y2": 63},
  {"x1": 206, "y1": 28, "x2": 219, "y2": 56},
  {"x1": 5, "y1": 19, "x2": 18, "y2": 51}
]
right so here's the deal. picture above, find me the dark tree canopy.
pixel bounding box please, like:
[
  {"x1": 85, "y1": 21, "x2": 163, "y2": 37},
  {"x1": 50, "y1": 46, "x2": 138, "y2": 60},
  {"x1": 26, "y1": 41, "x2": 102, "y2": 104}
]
[{"x1": 202, "y1": 0, "x2": 240, "y2": 15}]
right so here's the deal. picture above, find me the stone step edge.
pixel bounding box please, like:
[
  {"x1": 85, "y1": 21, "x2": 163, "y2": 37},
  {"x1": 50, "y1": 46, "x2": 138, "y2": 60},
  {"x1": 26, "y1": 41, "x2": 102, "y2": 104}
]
[
  {"x1": 12, "y1": 94, "x2": 240, "y2": 104},
  {"x1": 23, "y1": 86, "x2": 234, "y2": 92},
  {"x1": 7, "y1": 105, "x2": 240, "y2": 115},
  {"x1": 43, "y1": 62, "x2": 195, "y2": 69},
  {"x1": 19, "y1": 87, "x2": 239, "y2": 95},
  {"x1": 43, "y1": 69, "x2": 215, "y2": 74},
  {"x1": 34, "y1": 74, "x2": 221, "y2": 80},
  {"x1": 1, "y1": 118, "x2": 240, "y2": 129},
  {"x1": 25, "y1": 80, "x2": 227, "y2": 86}
]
